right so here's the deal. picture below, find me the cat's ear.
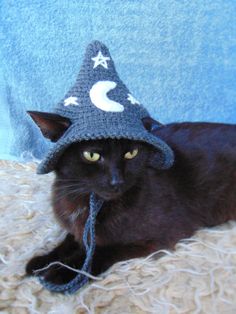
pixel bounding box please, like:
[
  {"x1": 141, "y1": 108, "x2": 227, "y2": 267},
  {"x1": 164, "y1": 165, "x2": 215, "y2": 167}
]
[
  {"x1": 142, "y1": 117, "x2": 163, "y2": 133},
  {"x1": 142, "y1": 117, "x2": 173, "y2": 169},
  {"x1": 27, "y1": 111, "x2": 71, "y2": 142}
]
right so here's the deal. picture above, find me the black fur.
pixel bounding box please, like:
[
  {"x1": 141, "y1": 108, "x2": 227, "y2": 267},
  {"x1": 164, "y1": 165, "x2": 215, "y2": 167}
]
[{"x1": 26, "y1": 113, "x2": 236, "y2": 286}]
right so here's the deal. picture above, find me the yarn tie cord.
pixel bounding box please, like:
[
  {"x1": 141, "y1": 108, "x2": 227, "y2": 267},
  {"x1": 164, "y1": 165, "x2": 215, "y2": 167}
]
[{"x1": 38, "y1": 193, "x2": 104, "y2": 294}]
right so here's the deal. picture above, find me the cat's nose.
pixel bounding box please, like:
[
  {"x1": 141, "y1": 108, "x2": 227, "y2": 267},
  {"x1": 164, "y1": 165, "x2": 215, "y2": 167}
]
[{"x1": 109, "y1": 177, "x2": 124, "y2": 192}]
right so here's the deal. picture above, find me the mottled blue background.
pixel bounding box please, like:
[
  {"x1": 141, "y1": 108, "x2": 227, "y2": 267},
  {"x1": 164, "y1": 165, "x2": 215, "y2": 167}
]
[{"x1": 0, "y1": 0, "x2": 236, "y2": 162}]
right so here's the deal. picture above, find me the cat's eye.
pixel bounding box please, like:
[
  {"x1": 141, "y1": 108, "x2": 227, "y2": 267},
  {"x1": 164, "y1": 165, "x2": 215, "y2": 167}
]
[
  {"x1": 83, "y1": 151, "x2": 100, "y2": 162},
  {"x1": 124, "y1": 148, "x2": 139, "y2": 160}
]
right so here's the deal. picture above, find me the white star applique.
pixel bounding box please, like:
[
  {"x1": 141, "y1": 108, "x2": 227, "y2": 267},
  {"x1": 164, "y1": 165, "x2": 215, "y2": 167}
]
[
  {"x1": 127, "y1": 93, "x2": 140, "y2": 105},
  {"x1": 64, "y1": 96, "x2": 79, "y2": 107},
  {"x1": 91, "y1": 51, "x2": 110, "y2": 69}
]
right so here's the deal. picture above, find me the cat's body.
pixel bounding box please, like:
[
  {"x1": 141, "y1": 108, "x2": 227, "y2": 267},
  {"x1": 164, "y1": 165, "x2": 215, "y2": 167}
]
[{"x1": 26, "y1": 119, "x2": 236, "y2": 285}]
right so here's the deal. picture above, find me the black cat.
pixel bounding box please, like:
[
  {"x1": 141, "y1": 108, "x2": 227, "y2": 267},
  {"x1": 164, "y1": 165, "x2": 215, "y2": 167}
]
[{"x1": 26, "y1": 112, "x2": 236, "y2": 285}]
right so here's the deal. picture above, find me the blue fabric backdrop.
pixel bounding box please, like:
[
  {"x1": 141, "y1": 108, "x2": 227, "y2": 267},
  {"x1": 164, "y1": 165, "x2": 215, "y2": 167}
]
[{"x1": 0, "y1": 1, "x2": 236, "y2": 162}]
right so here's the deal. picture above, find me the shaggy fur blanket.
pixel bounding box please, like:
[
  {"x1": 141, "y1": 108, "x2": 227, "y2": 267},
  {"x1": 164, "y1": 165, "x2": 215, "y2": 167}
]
[{"x1": 0, "y1": 160, "x2": 236, "y2": 313}]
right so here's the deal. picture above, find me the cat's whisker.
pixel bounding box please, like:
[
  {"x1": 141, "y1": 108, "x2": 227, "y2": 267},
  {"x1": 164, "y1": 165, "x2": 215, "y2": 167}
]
[
  {"x1": 53, "y1": 191, "x2": 83, "y2": 203},
  {"x1": 53, "y1": 180, "x2": 90, "y2": 193},
  {"x1": 53, "y1": 183, "x2": 82, "y2": 192},
  {"x1": 53, "y1": 187, "x2": 89, "y2": 203},
  {"x1": 54, "y1": 178, "x2": 81, "y2": 183}
]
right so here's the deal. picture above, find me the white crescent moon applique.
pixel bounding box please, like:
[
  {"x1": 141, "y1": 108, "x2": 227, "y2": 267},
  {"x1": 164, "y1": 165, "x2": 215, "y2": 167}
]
[{"x1": 89, "y1": 81, "x2": 124, "y2": 112}]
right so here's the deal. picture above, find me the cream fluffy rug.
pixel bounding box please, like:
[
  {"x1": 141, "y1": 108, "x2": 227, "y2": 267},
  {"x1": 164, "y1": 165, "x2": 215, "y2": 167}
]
[{"x1": 0, "y1": 160, "x2": 236, "y2": 314}]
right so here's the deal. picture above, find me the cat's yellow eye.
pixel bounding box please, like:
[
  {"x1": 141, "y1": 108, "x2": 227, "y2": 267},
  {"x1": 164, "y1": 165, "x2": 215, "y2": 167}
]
[
  {"x1": 83, "y1": 151, "x2": 100, "y2": 162},
  {"x1": 124, "y1": 148, "x2": 139, "y2": 160}
]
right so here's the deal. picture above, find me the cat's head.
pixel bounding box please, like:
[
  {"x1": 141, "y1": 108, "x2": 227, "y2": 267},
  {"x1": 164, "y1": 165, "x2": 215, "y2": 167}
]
[
  {"x1": 28, "y1": 111, "x2": 165, "y2": 200},
  {"x1": 55, "y1": 138, "x2": 156, "y2": 200}
]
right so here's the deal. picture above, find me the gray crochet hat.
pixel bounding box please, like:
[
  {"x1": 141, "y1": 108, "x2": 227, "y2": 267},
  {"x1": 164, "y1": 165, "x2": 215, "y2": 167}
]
[{"x1": 37, "y1": 41, "x2": 174, "y2": 174}]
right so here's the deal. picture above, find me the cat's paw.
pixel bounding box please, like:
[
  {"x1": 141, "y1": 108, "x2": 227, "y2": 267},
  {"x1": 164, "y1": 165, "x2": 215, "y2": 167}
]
[
  {"x1": 25, "y1": 255, "x2": 51, "y2": 276},
  {"x1": 42, "y1": 264, "x2": 77, "y2": 285}
]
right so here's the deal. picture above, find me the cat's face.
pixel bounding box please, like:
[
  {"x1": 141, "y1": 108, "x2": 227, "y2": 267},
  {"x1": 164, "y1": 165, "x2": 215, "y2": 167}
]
[
  {"x1": 55, "y1": 139, "x2": 152, "y2": 200},
  {"x1": 27, "y1": 111, "x2": 162, "y2": 200}
]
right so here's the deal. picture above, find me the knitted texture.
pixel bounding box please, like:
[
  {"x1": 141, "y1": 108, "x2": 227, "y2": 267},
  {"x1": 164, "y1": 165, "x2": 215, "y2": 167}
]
[
  {"x1": 38, "y1": 193, "x2": 104, "y2": 294},
  {"x1": 37, "y1": 41, "x2": 174, "y2": 174}
]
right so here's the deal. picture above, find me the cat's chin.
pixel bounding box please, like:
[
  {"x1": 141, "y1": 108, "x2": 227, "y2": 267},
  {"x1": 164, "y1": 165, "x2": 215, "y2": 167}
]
[{"x1": 96, "y1": 191, "x2": 123, "y2": 201}]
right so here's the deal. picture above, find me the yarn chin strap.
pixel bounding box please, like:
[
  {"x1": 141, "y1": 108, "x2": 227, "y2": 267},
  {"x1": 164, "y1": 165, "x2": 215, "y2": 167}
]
[{"x1": 38, "y1": 192, "x2": 104, "y2": 294}]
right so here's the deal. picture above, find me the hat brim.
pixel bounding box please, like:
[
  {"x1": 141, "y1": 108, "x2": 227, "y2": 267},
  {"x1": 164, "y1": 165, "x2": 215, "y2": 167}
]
[{"x1": 37, "y1": 124, "x2": 174, "y2": 174}]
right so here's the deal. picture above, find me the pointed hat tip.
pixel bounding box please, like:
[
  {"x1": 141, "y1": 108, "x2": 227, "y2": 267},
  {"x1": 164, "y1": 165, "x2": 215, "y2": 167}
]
[
  {"x1": 87, "y1": 40, "x2": 107, "y2": 47},
  {"x1": 86, "y1": 40, "x2": 110, "y2": 54}
]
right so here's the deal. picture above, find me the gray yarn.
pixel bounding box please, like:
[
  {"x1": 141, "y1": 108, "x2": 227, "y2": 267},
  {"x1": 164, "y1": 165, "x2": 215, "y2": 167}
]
[
  {"x1": 37, "y1": 40, "x2": 174, "y2": 174},
  {"x1": 39, "y1": 193, "x2": 103, "y2": 294}
]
